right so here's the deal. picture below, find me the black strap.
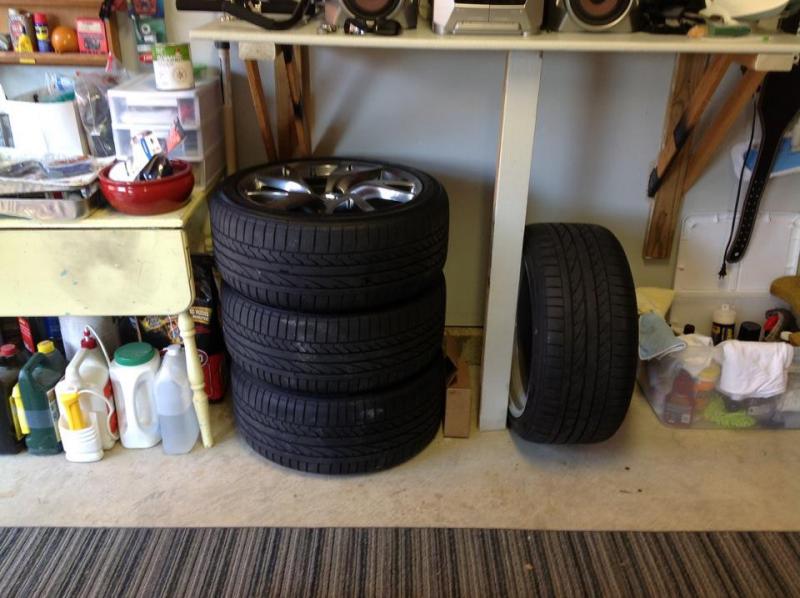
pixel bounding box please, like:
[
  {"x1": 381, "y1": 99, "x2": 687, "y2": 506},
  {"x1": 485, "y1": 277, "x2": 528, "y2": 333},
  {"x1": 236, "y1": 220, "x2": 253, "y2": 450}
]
[
  {"x1": 223, "y1": 0, "x2": 310, "y2": 31},
  {"x1": 724, "y1": 131, "x2": 782, "y2": 263}
]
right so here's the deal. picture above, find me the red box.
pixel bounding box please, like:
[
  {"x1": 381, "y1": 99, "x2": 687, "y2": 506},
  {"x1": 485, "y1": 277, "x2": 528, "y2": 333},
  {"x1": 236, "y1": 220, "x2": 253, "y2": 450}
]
[{"x1": 76, "y1": 18, "x2": 108, "y2": 54}]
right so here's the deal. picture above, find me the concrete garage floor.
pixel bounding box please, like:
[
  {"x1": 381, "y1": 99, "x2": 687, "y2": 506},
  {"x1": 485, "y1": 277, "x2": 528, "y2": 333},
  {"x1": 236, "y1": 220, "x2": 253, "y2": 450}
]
[{"x1": 2, "y1": 383, "x2": 800, "y2": 530}]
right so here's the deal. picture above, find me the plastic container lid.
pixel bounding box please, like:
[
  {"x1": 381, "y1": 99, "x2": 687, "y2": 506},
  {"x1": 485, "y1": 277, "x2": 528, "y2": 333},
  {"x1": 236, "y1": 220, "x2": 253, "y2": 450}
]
[
  {"x1": 0, "y1": 344, "x2": 17, "y2": 357},
  {"x1": 114, "y1": 342, "x2": 156, "y2": 367},
  {"x1": 713, "y1": 304, "x2": 736, "y2": 325},
  {"x1": 37, "y1": 340, "x2": 55, "y2": 354}
]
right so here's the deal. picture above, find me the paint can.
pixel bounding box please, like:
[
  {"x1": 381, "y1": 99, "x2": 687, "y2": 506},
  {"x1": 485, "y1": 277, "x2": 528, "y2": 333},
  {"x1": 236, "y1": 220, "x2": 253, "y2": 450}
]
[{"x1": 152, "y1": 43, "x2": 194, "y2": 91}]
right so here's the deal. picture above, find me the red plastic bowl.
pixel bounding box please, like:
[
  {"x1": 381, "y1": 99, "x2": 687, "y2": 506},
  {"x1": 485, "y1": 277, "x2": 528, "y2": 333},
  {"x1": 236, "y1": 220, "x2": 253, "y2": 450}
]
[{"x1": 99, "y1": 160, "x2": 194, "y2": 216}]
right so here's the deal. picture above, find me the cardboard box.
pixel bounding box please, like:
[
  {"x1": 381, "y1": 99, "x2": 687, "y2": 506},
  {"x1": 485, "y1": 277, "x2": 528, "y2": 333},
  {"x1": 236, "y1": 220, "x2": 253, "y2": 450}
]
[
  {"x1": 0, "y1": 85, "x2": 87, "y2": 156},
  {"x1": 444, "y1": 335, "x2": 472, "y2": 438},
  {"x1": 76, "y1": 18, "x2": 109, "y2": 55}
]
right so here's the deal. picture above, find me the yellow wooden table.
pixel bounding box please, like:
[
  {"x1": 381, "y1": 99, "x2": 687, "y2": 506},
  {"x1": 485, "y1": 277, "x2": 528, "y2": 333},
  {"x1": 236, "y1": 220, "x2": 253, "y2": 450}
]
[{"x1": 0, "y1": 190, "x2": 214, "y2": 447}]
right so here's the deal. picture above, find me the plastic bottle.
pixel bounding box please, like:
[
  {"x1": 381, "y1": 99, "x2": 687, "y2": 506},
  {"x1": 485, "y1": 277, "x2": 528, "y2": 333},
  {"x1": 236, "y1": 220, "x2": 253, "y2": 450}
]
[
  {"x1": 55, "y1": 330, "x2": 118, "y2": 459},
  {"x1": 110, "y1": 342, "x2": 160, "y2": 449},
  {"x1": 711, "y1": 304, "x2": 736, "y2": 345},
  {"x1": 155, "y1": 345, "x2": 199, "y2": 454},
  {"x1": 0, "y1": 344, "x2": 25, "y2": 454},
  {"x1": 18, "y1": 340, "x2": 66, "y2": 455}
]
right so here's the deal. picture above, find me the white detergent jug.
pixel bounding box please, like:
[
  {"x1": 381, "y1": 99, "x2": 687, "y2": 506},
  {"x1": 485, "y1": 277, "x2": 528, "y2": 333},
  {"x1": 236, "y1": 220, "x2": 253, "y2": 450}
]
[
  {"x1": 110, "y1": 342, "x2": 161, "y2": 449},
  {"x1": 155, "y1": 345, "x2": 199, "y2": 455},
  {"x1": 61, "y1": 330, "x2": 118, "y2": 450}
]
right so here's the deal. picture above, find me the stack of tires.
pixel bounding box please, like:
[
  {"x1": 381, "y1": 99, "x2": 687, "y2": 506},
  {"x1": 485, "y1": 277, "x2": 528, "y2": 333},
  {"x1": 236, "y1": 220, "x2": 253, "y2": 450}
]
[{"x1": 209, "y1": 158, "x2": 450, "y2": 474}]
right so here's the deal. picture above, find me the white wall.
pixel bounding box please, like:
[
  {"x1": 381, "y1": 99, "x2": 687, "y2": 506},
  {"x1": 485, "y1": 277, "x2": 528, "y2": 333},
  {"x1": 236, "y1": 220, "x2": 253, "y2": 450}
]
[{"x1": 3, "y1": 6, "x2": 794, "y2": 326}]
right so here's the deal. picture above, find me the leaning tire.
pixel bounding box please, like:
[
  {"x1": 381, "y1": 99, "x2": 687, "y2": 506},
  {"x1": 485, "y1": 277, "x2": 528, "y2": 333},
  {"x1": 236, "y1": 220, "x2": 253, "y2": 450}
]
[
  {"x1": 220, "y1": 274, "x2": 445, "y2": 394},
  {"x1": 210, "y1": 158, "x2": 449, "y2": 312},
  {"x1": 509, "y1": 223, "x2": 638, "y2": 444},
  {"x1": 232, "y1": 358, "x2": 445, "y2": 474}
]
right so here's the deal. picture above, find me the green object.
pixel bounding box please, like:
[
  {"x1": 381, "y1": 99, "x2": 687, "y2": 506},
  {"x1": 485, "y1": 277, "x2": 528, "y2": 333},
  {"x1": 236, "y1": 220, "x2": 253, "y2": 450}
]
[
  {"x1": 707, "y1": 20, "x2": 751, "y2": 37},
  {"x1": 18, "y1": 346, "x2": 66, "y2": 455},
  {"x1": 152, "y1": 43, "x2": 191, "y2": 62},
  {"x1": 704, "y1": 397, "x2": 757, "y2": 428},
  {"x1": 114, "y1": 342, "x2": 156, "y2": 367}
]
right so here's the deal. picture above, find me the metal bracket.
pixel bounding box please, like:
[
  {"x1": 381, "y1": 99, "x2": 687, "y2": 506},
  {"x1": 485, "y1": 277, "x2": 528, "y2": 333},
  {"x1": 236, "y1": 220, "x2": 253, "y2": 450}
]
[{"x1": 239, "y1": 41, "x2": 277, "y2": 61}]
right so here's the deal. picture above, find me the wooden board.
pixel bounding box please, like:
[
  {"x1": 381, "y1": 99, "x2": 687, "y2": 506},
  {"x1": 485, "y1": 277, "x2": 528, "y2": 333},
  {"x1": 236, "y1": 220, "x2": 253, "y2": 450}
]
[
  {"x1": 0, "y1": 228, "x2": 193, "y2": 317},
  {"x1": 643, "y1": 54, "x2": 709, "y2": 260},
  {"x1": 0, "y1": 51, "x2": 106, "y2": 66}
]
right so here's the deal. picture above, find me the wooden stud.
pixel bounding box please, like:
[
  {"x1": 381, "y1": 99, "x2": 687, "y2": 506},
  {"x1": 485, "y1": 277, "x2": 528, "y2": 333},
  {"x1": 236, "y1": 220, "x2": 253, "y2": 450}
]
[
  {"x1": 683, "y1": 69, "x2": 765, "y2": 194},
  {"x1": 245, "y1": 59, "x2": 278, "y2": 162},
  {"x1": 643, "y1": 54, "x2": 708, "y2": 259},
  {"x1": 279, "y1": 45, "x2": 312, "y2": 157},
  {"x1": 274, "y1": 50, "x2": 294, "y2": 160},
  {"x1": 649, "y1": 54, "x2": 731, "y2": 195}
]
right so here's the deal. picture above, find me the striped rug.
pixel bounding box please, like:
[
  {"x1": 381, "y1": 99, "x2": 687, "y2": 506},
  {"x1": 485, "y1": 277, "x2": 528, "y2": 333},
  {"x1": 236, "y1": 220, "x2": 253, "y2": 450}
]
[{"x1": 1, "y1": 528, "x2": 798, "y2": 597}]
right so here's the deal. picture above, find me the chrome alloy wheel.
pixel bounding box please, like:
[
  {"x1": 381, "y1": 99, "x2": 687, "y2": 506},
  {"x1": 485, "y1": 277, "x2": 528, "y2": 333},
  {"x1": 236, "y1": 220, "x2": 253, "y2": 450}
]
[{"x1": 237, "y1": 159, "x2": 424, "y2": 215}]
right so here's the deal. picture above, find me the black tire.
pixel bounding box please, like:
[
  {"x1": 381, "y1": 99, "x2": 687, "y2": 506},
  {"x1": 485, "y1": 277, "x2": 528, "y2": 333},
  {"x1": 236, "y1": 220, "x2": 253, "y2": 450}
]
[
  {"x1": 509, "y1": 223, "x2": 638, "y2": 444},
  {"x1": 232, "y1": 358, "x2": 445, "y2": 474},
  {"x1": 209, "y1": 159, "x2": 449, "y2": 312},
  {"x1": 221, "y1": 274, "x2": 445, "y2": 394}
]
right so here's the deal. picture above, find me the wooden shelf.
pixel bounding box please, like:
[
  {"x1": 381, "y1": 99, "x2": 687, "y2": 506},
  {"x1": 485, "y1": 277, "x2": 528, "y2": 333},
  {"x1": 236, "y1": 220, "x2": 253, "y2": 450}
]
[
  {"x1": 0, "y1": 51, "x2": 108, "y2": 67},
  {"x1": 0, "y1": 0, "x2": 100, "y2": 6},
  {"x1": 191, "y1": 17, "x2": 800, "y2": 55}
]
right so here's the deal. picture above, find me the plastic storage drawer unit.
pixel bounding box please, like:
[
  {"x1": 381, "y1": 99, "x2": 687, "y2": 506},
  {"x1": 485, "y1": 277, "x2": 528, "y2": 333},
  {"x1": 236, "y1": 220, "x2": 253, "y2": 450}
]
[{"x1": 108, "y1": 74, "x2": 222, "y2": 129}]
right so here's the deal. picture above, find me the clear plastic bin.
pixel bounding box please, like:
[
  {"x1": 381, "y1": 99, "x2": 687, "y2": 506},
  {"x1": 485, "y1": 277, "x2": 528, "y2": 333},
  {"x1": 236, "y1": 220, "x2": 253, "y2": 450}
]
[{"x1": 638, "y1": 347, "x2": 800, "y2": 429}]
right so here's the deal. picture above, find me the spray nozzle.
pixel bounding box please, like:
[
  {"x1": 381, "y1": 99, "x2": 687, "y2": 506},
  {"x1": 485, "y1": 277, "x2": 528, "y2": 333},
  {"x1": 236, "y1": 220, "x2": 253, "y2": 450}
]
[{"x1": 80, "y1": 327, "x2": 97, "y2": 350}]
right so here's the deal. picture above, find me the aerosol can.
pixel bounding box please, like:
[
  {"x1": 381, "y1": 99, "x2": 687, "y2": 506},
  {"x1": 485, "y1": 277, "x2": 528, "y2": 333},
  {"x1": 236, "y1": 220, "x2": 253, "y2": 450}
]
[{"x1": 54, "y1": 329, "x2": 118, "y2": 462}]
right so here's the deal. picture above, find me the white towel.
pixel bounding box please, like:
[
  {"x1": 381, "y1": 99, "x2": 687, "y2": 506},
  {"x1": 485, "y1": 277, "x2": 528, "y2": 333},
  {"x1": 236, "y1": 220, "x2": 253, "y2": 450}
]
[{"x1": 717, "y1": 341, "x2": 795, "y2": 401}]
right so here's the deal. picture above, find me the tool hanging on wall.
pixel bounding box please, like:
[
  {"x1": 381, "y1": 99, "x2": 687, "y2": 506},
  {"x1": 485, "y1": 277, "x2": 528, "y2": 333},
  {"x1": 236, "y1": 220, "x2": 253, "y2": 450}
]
[
  {"x1": 724, "y1": 65, "x2": 800, "y2": 264},
  {"x1": 642, "y1": 53, "x2": 796, "y2": 261}
]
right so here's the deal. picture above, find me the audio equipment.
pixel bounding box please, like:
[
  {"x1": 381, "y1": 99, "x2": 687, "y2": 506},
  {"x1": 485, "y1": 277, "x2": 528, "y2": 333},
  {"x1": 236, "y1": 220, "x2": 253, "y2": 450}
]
[
  {"x1": 547, "y1": 0, "x2": 640, "y2": 31},
  {"x1": 325, "y1": 0, "x2": 418, "y2": 31},
  {"x1": 433, "y1": 0, "x2": 544, "y2": 34}
]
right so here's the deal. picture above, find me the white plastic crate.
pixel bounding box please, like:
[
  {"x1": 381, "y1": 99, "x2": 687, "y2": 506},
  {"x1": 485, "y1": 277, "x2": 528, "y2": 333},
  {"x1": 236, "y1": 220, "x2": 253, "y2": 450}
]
[
  {"x1": 108, "y1": 74, "x2": 222, "y2": 130},
  {"x1": 113, "y1": 112, "x2": 222, "y2": 162}
]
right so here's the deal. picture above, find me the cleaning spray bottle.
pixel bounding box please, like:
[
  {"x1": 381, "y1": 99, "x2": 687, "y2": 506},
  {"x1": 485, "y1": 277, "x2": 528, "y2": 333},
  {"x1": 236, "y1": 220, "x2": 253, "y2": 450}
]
[{"x1": 54, "y1": 328, "x2": 118, "y2": 462}]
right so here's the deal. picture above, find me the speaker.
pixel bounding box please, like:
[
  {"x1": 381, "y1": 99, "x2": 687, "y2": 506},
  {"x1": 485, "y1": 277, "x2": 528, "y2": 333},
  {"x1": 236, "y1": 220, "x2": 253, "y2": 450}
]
[
  {"x1": 547, "y1": 0, "x2": 640, "y2": 31},
  {"x1": 325, "y1": 0, "x2": 419, "y2": 29}
]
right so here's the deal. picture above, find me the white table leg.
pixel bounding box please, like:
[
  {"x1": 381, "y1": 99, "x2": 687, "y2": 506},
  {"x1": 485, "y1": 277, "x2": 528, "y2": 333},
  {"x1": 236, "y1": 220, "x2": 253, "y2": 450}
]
[
  {"x1": 178, "y1": 310, "x2": 213, "y2": 448},
  {"x1": 479, "y1": 50, "x2": 543, "y2": 431}
]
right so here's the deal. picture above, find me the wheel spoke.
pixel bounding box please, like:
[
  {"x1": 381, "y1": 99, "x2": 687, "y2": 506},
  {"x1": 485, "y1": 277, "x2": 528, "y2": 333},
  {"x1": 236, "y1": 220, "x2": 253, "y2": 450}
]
[
  {"x1": 348, "y1": 181, "x2": 415, "y2": 205},
  {"x1": 326, "y1": 167, "x2": 384, "y2": 194},
  {"x1": 253, "y1": 174, "x2": 316, "y2": 196}
]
